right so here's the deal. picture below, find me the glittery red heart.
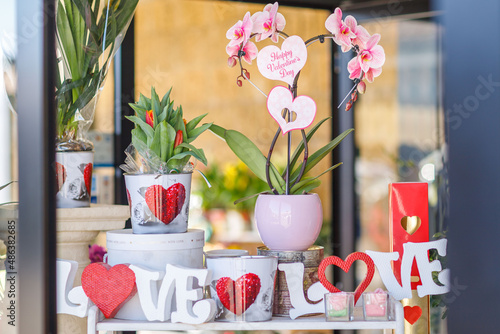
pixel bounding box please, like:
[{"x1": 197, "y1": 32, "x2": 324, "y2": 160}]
[
  {"x1": 83, "y1": 163, "x2": 93, "y2": 195},
  {"x1": 318, "y1": 252, "x2": 375, "y2": 304},
  {"x1": 404, "y1": 305, "x2": 422, "y2": 325},
  {"x1": 145, "y1": 183, "x2": 186, "y2": 224},
  {"x1": 216, "y1": 273, "x2": 261, "y2": 315},
  {"x1": 81, "y1": 263, "x2": 137, "y2": 319}
]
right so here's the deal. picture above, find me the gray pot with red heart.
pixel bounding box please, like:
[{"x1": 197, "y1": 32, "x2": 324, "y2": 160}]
[
  {"x1": 55, "y1": 151, "x2": 94, "y2": 208},
  {"x1": 206, "y1": 255, "x2": 278, "y2": 322},
  {"x1": 124, "y1": 173, "x2": 192, "y2": 234}
]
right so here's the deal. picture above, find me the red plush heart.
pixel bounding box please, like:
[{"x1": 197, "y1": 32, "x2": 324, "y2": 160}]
[
  {"x1": 83, "y1": 163, "x2": 93, "y2": 195},
  {"x1": 81, "y1": 263, "x2": 137, "y2": 319},
  {"x1": 318, "y1": 252, "x2": 375, "y2": 304},
  {"x1": 404, "y1": 305, "x2": 422, "y2": 325},
  {"x1": 55, "y1": 162, "x2": 66, "y2": 192},
  {"x1": 216, "y1": 273, "x2": 261, "y2": 315},
  {"x1": 145, "y1": 183, "x2": 186, "y2": 224}
]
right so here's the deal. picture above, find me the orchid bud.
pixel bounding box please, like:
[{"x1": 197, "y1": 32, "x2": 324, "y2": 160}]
[
  {"x1": 345, "y1": 101, "x2": 353, "y2": 111},
  {"x1": 351, "y1": 92, "x2": 358, "y2": 102},
  {"x1": 357, "y1": 81, "x2": 366, "y2": 94},
  {"x1": 237, "y1": 79, "x2": 243, "y2": 87},
  {"x1": 244, "y1": 71, "x2": 250, "y2": 80},
  {"x1": 227, "y1": 57, "x2": 237, "y2": 68}
]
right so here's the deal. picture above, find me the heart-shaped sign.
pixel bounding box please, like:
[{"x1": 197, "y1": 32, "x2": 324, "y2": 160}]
[
  {"x1": 81, "y1": 263, "x2": 137, "y2": 319},
  {"x1": 267, "y1": 86, "x2": 316, "y2": 134},
  {"x1": 318, "y1": 252, "x2": 375, "y2": 304},
  {"x1": 216, "y1": 273, "x2": 261, "y2": 315},
  {"x1": 257, "y1": 35, "x2": 307, "y2": 86},
  {"x1": 144, "y1": 183, "x2": 186, "y2": 225},
  {"x1": 404, "y1": 305, "x2": 422, "y2": 325},
  {"x1": 401, "y1": 216, "x2": 421, "y2": 235}
]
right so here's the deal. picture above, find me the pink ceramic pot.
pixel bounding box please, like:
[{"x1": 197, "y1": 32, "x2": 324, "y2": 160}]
[{"x1": 254, "y1": 193, "x2": 323, "y2": 251}]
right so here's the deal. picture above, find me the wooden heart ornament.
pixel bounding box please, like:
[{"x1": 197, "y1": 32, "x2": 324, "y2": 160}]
[
  {"x1": 318, "y1": 252, "x2": 375, "y2": 304},
  {"x1": 216, "y1": 273, "x2": 261, "y2": 315},
  {"x1": 257, "y1": 35, "x2": 307, "y2": 86},
  {"x1": 401, "y1": 216, "x2": 421, "y2": 235},
  {"x1": 267, "y1": 86, "x2": 316, "y2": 134},
  {"x1": 404, "y1": 305, "x2": 422, "y2": 325},
  {"x1": 81, "y1": 263, "x2": 137, "y2": 318}
]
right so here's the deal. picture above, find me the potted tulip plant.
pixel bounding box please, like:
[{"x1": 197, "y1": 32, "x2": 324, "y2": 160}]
[
  {"x1": 121, "y1": 87, "x2": 212, "y2": 234},
  {"x1": 212, "y1": 2, "x2": 385, "y2": 251},
  {"x1": 55, "y1": 0, "x2": 138, "y2": 208}
]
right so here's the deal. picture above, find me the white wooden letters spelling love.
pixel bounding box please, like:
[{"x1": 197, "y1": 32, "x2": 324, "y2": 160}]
[
  {"x1": 281, "y1": 239, "x2": 450, "y2": 319},
  {"x1": 56, "y1": 239, "x2": 449, "y2": 322},
  {"x1": 56, "y1": 260, "x2": 215, "y2": 324}
]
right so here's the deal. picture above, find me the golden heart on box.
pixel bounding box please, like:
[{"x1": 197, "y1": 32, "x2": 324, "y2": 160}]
[{"x1": 401, "y1": 216, "x2": 421, "y2": 235}]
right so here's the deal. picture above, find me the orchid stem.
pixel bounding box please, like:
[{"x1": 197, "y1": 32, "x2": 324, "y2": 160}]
[
  {"x1": 242, "y1": 71, "x2": 267, "y2": 98},
  {"x1": 286, "y1": 108, "x2": 291, "y2": 195},
  {"x1": 337, "y1": 82, "x2": 358, "y2": 109}
]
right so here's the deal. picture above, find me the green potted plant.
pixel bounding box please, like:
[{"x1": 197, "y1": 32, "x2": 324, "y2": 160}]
[
  {"x1": 212, "y1": 2, "x2": 385, "y2": 251},
  {"x1": 121, "y1": 87, "x2": 212, "y2": 234},
  {"x1": 55, "y1": 0, "x2": 138, "y2": 208}
]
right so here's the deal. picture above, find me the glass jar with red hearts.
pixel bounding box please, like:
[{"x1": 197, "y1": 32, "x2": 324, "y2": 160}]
[
  {"x1": 206, "y1": 255, "x2": 278, "y2": 322},
  {"x1": 124, "y1": 173, "x2": 192, "y2": 234}
]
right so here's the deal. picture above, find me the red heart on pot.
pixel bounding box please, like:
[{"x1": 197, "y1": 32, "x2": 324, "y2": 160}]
[
  {"x1": 404, "y1": 305, "x2": 422, "y2": 325},
  {"x1": 145, "y1": 183, "x2": 186, "y2": 224},
  {"x1": 216, "y1": 273, "x2": 261, "y2": 315},
  {"x1": 55, "y1": 162, "x2": 66, "y2": 192},
  {"x1": 318, "y1": 252, "x2": 375, "y2": 304},
  {"x1": 83, "y1": 163, "x2": 93, "y2": 195},
  {"x1": 81, "y1": 263, "x2": 137, "y2": 319}
]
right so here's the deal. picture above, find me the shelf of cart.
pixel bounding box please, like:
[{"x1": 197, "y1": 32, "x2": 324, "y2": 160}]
[{"x1": 88, "y1": 301, "x2": 404, "y2": 334}]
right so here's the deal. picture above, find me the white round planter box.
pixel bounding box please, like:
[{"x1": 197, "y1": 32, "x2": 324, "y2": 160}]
[{"x1": 106, "y1": 228, "x2": 205, "y2": 320}]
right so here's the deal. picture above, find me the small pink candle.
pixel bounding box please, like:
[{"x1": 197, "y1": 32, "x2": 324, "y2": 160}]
[{"x1": 363, "y1": 288, "x2": 388, "y2": 319}]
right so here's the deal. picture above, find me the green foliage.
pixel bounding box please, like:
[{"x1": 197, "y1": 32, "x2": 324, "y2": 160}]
[
  {"x1": 195, "y1": 162, "x2": 269, "y2": 212},
  {"x1": 430, "y1": 230, "x2": 448, "y2": 319},
  {"x1": 55, "y1": 0, "x2": 138, "y2": 141},
  {"x1": 126, "y1": 87, "x2": 212, "y2": 172},
  {"x1": 209, "y1": 118, "x2": 352, "y2": 200}
]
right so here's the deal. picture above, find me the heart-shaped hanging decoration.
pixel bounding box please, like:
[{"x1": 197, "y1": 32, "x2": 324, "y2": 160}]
[
  {"x1": 267, "y1": 86, "x2": 316, "y2": 134},
  {"x1": 318, "y1": 252, "x2": 375, "y2": 304},
  {"x1": 257, "y1": 35, "x2": 307, "y2": 86},
  {"x1": 401, "y1": 216, "x2": 421, "y2": 235},
  {"x1": 216, "y1": 273, "x2": 261, "y2": 315},
  {"x1": 404, "y1": 305, "x2": 423, "y2": 325},
  {"x1": 81, "y1": 263, "x2": 137, "y2": 319}
]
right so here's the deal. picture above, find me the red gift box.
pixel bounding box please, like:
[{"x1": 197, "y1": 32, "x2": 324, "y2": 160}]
[{"x1": 389, "y1": 182, "x2": 429, "y2": 290}]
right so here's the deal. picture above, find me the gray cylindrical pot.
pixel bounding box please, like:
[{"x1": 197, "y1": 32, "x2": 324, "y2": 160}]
[
  {"x1": 55, "y1": 151, "x2": 94, "y2": 208},
  {"x1": 124, "y1": 173, "x2": 192, "y2": 234}
]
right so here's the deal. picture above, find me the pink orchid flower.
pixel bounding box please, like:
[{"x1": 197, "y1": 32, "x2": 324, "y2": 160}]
[
  {"x1": 358, "y1": 33, "x2": 385, "y2": 72},
  {"x1": 325, "y1": 8, "x2": 355, "y2": 50},
  {"x1": 226, "y1": 41, "x2": 258, "y2": 66},
  {"x1": 251, "y1": 2, "x2": 286, "y2": 43},
  {"x1": 348, "y1": 56, "x2": 383, "y2": 83},
  {"x1": 347, "y1": 33, "x2": 385, "y2": 82},
  {"x1": 325, "y1": 8, "x2": 371, "y2": 52},
  {"x1": 350, "y1": 22, "x2": 371, "y2": 50},
  {"x1": 226, "y1": 12, "x2": 253, "y2": 47},
  {"x1": 364, "y1": 67, "x2": 383, "y2": 83}
]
